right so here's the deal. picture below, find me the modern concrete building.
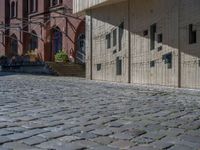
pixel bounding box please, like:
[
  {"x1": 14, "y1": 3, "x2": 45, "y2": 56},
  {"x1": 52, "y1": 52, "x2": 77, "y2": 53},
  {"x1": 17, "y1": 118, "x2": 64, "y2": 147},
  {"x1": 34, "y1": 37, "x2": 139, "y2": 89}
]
[
  {"x1": 73, "y1": 0, "x2": 200, "y2": 89},
  {"x1": 0, "y1": 0, "x2": 85, "y2": 63}
]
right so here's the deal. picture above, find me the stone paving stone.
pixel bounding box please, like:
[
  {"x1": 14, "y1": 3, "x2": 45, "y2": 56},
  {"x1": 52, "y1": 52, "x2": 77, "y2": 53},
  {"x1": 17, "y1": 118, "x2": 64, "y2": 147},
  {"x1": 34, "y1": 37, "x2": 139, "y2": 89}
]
[
  {"x1": 2, "y1": 142, "x2": 34, "y2": 150},
  {"x1": 38, "y1": 131, "x2": 66, "y2": 140},
  {"x1": 92, "y1": 129, "x2": 114, "y2": 136},
  {"x1": 0, "y1": 130, "x2": 13, "y2": 136},
  {"x1": 179, "y1": 134, "x2": 200, "y2": 144},
  {"x1": 35, "y1": 139, "x2": 62, "y2": 149},
  {"x1": 91, "y1": 145, "x2": 119, "y2": 150},
  {"x1": 169, "y1": 145, "x2": 193, "y2": 150},
  {"x1": 58, "y1": 136, "x2": 84, "y2": 143},
  {"x1": 110, "y1": 133, "x2": 133, "y2": 140},
  {"x1": 150, "y1": 140, "x2": 174, "y2": 149},
  {"x1": 20, "y1": 136, "x2": 47, "y2": 146},
  {"x1": 130, "y1": 145, "x2": 159, "y2": 150},
  {"x1": 6, "y1": 127, "x2": 28, "y2": 133},
  {"x1": 0, "y1": 137, "x2": 12, "y2": 145},
  {"x1": 6, "y1": 132, "x2": 33, "y2": 141},
  {"x1": 0, "y1": 148, "x2": 12, "y2": 150},
  {"x1": 55, "y1": 143, "x2": 87, "y2": 150},
  {"x1": 108, "y1": 140, "x2": 136, "y2": 149},
  {"x1": 0, "y1": 74, "x2": 200, "y2": 149},
  {"x1": 72, "y1": 140, "x2": 100, "y2": 149},
  {"x1": 92, "y1": 137, "x2": 114, "y2": 145},
  {"x1": 77, "y1": 132, "x2": 98, "y2": 139}
]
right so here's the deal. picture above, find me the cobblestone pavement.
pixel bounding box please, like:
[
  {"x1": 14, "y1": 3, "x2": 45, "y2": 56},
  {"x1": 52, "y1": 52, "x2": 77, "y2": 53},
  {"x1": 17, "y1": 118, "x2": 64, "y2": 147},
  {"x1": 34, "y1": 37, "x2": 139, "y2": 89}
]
[{"x1": 0, "y1": 73, "x2": 200, "y2": 150}]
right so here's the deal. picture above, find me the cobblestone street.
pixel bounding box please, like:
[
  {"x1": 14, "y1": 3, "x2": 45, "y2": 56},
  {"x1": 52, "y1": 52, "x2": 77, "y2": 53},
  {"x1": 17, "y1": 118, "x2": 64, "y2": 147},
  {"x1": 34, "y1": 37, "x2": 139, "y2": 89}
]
[{"x1": 0, "y1": 73, "x2": 200, "y2": 150}]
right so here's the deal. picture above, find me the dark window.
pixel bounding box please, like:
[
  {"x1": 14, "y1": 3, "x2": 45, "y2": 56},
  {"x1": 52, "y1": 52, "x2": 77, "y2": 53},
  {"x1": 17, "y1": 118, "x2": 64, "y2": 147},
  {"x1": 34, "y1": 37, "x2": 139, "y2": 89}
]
[
  {"x1": 150, "y1": 23, "x2": 156, "y2": 50},
  {"x1": 10, "y1": 34, "x2": 18, "y2": 56},
  {"x1": 106, "y1": 33, "x2": 111, "y2": 49},
  {"x1": 113, "y1": 49, "x2": 117, "y2": 54},
  {"x1": 118, "y1": 22, "x2": 124, "y2": 51},
  {"x1": 199, "y1": 60, "x2": 200, "y2": 67},
  {"x1": 162, "y1": 52, "x2": 172, "y2": 69},
  {"x1": 189, "y1": 24, "x2": 197, "y2": 44},
  {"x1": 143, "y1": 30, "x2": 148, "y2": 36},
  {"x1": 158, "y1": 46, "x2": 162, "y2": 51},
  {"x1": 52, "y1": 0, "x2": 58, "y2": 6},
  {"x1": 30, "y1": 31, "x2": 38, "y2": 51},
  {"x1": 11, "y1": 1, "x2": 16, "y2": 18},
  {"x1": 113, "y1": 29, "x2": 117, "y2": 47},
  {"x1": 51, "y1": 0, "x2": 62, "y2": 7},
  {"x1": 97, "y1": 64, "x2": 101, "y2": 71},
  {"x1": 157, "y1": 33, "x2": 163, "y2": 43},
  {"x1": 29, "y1": 0, "x2": 38, "y2": 13},
  {"x1": 150, "y1": 60, "x2": 155, "y2": 68},
  {"x1": 116, "y1": 57, "x2": 122, "y2": 75}
]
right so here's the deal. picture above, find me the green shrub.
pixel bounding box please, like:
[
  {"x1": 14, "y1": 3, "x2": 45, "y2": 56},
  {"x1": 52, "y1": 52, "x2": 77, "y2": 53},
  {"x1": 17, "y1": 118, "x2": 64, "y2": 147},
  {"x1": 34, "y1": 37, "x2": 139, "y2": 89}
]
[{"x1": 55, "y1": 51, "x2": 68, "y2": 62}]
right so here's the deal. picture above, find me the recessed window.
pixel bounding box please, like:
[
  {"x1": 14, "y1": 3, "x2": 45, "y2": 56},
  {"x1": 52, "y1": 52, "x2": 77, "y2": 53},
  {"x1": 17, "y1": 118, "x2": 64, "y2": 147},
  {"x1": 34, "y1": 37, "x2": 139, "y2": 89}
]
[
  {"x1": 118, "y1": 22, "x2": 124, "y2": 51},
  {"x1": 158, "y1": 46, "x2": 162, "y2": 51},
  {"x1": 150, "y1": 60, "x2": 155, "y2": 68},
  {"x1": 189, "y1": 24, "x2": 197, "y2": 44},
  {"x1": 50, "y1": 0, "x2": 62, "y2": 7},
  {"x1": 106, "y1": 33, "x2": 111, "y2": 49},
  {"x1": 116, "y1": 57, "x2": 122, "y2": 75},
  {"x1": 198, "y1": 60, "x2": 200, "y2": 67},
  {"x1": 113, "y1": 29, "x2": 117, "y2": 47},
  {"x1": 143, "y1": 30, "x2": 148, "y2": 36},
  {"x1": 113, "y1": 49, "x2": 117, "y2": 54},
  {"x1": 29, "y1": 0, "x2": 38, "y2": 13},
  {"x1": 150, "y1": 23, "x2": 156, "y2": 50},
  {"x1": 157, "y1": 33, "x2": 163, "y2": 43},
  {"x1": 10, "y1": 1, "x2": 17, "y2": 18},
  {"x1": 163, "y1": 52, "x2": 172, "y2": 69},
  {"x1": 97, "y1": 64, "x2": 101, "y2": 71},
  {"x1": 30, "y1": 31, "x2": 38, "y2": 51}
]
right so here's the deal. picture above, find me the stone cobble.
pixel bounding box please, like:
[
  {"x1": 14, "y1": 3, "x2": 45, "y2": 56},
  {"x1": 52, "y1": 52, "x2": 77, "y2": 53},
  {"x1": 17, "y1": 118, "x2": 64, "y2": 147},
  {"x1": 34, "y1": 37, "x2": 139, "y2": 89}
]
[{"x1": 0, "y1": 73, "x2": 200, "y2": 149}]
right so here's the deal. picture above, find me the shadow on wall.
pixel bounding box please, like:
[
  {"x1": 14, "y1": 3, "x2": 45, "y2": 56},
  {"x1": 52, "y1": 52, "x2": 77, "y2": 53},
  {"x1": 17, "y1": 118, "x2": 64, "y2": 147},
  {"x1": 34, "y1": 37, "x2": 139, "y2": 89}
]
[{"x1": 90, "y1": 0, "x2": 200, "y2": 59}]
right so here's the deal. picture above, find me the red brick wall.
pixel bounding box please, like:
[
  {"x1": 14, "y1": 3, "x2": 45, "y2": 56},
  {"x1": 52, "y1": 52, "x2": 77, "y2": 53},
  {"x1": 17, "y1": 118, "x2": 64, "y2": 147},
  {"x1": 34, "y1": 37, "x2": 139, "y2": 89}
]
[{"x1": 0, "y1": 0, "x2": 85, "y2": 62}]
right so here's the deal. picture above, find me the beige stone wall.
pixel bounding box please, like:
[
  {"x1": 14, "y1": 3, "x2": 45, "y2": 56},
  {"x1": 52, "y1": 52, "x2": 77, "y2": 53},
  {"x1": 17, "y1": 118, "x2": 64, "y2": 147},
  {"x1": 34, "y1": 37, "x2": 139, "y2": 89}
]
[
  {"x1": 180, "y1": 0, "x2": 200, "y2": 89},
  {"x1": 130, "y1": 0, "x2": 179, "y2": 87},
  {"x1": 85, "y1": 0, "x2": 200, "y2": 88},
  {"x1": 86, "y1": 1, "x2": 129, "y2": 82},
  {"x1": 73, "y1": 0, "x2": 108, "y2": 13}
]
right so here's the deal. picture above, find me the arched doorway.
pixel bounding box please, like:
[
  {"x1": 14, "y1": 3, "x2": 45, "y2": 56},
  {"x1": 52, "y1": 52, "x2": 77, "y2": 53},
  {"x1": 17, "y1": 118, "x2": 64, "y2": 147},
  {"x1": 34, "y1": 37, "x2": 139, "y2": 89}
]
[
  {"x1": 30, "y1": 30, "x2": 38, "y2": 51},
  {"x1": 76, "y1": 33, "x2": 85, "y2": 64},
  {"x1": 51, "y1": 27, "x2": 62, "y2": 61},
  {"x1": 10, "y1": 34, "x2": 18, "y2": 56}
]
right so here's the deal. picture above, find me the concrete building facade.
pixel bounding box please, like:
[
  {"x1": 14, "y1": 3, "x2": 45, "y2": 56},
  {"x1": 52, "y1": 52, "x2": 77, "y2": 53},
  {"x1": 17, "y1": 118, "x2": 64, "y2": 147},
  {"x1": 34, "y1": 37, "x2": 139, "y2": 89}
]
[
  {"x1": 74, "y1": 0, "x2": 200, "y2": 89},
  {"x1": 0, "y1": 0, "x2": 85, "y2": 63}
]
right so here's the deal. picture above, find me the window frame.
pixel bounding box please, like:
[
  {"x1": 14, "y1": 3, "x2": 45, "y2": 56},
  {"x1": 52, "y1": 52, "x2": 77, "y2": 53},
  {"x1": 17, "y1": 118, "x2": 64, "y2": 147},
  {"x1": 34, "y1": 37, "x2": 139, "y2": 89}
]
[
  {"x1": 189, "y1": 24, "x2": 197, "y2": 44},
  {"x1": 29, "y1": 0, "x2": 38, "y2": 14}
]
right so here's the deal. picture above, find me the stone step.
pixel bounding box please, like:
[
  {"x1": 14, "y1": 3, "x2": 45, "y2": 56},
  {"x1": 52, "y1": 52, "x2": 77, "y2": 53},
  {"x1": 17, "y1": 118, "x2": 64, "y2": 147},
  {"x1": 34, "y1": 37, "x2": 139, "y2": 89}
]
[{"x1": 46, "y1": 62, "x2": 85, "y2": 77}]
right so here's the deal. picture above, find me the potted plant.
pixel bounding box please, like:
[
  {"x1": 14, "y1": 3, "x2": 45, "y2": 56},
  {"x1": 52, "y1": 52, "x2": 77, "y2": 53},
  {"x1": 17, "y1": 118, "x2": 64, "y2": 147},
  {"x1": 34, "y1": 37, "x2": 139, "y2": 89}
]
[{"x1": 55, "y1": 50, "x2": 68, "y2": 63}]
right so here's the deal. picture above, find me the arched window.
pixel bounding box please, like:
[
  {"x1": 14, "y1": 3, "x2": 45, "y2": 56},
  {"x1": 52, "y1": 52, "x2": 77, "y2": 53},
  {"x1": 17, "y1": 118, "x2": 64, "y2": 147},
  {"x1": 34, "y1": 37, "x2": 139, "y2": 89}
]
[
  {"x1": 52, "y1": 27, "x2": 62, "y2": 54},
  {"x1": 11, "y1": 1, "x2": 16, "y2": 18},
  {"x1": 30, "y1": 31, "x2": 38, "y2": 51},
  {"x1": 10, "y1": 34, "x2": 18, "y2": 56},
  {"x1": 10, "y1": 1, "x2": 17, "y2": 18},
  {"x1": 29, "y1": 0, "x2": 37, "y2": 13},
  {"x1": 50, "y1": 0, "x2": 62, "y2": 7}
]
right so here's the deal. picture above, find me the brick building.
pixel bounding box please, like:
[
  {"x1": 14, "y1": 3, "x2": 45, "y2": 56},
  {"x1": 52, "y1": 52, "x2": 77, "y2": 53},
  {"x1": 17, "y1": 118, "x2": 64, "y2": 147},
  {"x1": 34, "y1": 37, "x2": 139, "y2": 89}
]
[
  {"x1": 74, "y1": 0, "x2": 200, "y2": 89},
  {"x1": 0, "y1": 0, "x2": 85, "y2": 63}
]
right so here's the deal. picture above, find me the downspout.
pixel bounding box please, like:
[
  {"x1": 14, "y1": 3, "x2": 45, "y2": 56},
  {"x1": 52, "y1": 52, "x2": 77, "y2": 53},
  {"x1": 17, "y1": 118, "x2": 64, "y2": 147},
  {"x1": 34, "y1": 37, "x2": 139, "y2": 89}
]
[
  {"x1": 90, "y1": 9, "x2": 93, "y2": 80},
  {"x1": 178, "y1": 0, "x2": 181, "y2": 88},
  {"x1": 128, "y1": 0, "x2": 131, "y2": 83}
]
